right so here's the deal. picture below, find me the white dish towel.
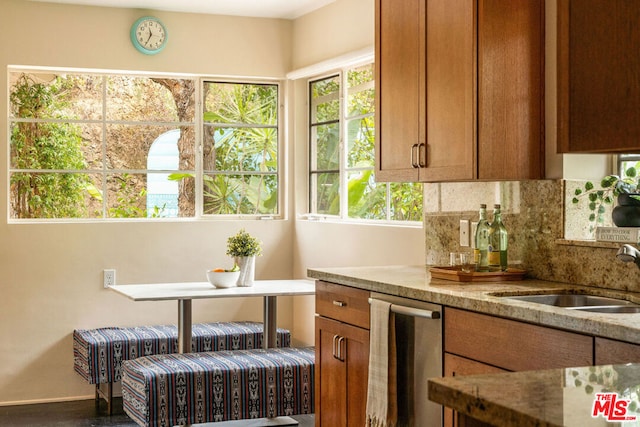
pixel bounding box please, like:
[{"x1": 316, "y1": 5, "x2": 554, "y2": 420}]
[{"x1": 366, "y1": 299, "x2": 398, "y2": 427}]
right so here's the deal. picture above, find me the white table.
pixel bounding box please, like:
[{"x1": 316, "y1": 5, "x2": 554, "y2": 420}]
[{"x1": 110, "y1": 279, "x2": 315, "y2": 353}]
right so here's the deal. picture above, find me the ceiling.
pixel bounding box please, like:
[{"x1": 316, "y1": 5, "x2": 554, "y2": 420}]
[{"x1": 26, "y1": 0, "x2": 336, "y2": 19}]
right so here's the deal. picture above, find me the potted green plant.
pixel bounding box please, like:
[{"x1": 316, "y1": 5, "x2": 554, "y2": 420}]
[
  {"x1": 226, "y1": 229, "x2": 262, "y2": 287},
  {"x1": 572, "y1": 162, "x2": 640, "y2": 229}
]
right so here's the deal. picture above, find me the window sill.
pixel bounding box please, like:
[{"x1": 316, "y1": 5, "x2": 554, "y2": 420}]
[{"x1": 555, "y1": 239, "x2": 622, "y2": 249}]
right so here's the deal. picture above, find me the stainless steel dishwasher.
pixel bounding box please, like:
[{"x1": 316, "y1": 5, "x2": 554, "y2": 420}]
[{"x1": 369, "y1": 292, "x2": 443, "y2": 427}]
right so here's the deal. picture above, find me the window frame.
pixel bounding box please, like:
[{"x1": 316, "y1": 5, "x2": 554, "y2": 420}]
[
  {"x1": 7, "y1": 66, "x2": 284, "y2": 223},
  {"x1": 306, "y1": 63, "x2": 422, "y2": 226}
]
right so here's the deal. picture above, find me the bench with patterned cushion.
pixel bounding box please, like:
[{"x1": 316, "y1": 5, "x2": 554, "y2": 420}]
[
  {"x1": 73, "y1": 321, "x2": 291, "y2": 413},
  {"x1": 121, "y1": 346, "x2": 315, "y2": 427}
]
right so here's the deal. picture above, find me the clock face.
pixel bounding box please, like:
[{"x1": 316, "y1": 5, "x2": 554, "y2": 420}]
[{"x1": 131, "y1": 17, "x2": 167, "y2": 54}]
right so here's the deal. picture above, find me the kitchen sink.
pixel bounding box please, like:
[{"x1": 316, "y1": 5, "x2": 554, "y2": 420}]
[
  {"x1": 573, "y1": 306, "x2": 640, "y2": 314},
  {"x1": 503, "y1": 293, "x2": 640, "y2": 313}
]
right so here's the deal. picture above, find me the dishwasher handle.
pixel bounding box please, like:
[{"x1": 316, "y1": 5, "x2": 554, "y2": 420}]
[{"x1": 368, "y1": 298, "x2": 441, "y2": 320}]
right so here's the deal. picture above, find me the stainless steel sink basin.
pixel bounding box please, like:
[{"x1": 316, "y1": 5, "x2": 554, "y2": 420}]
[
  {"x1": 573, "y1": 306, "x2": 640, "y2": 314},
  {"x1": 506, "y1": 294, "x2": 635, "y2": 307},
  {"x1": 503, "y1": 293, "x2": 640, "y2": 313}
]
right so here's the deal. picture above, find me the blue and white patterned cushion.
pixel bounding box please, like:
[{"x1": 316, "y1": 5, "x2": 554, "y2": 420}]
[
  {"x1": 122, "y1": 347, "x2": 315, "y2": 427},
  {"x1": 73, "y1": 321, "x2": 291, "y2": 384}
]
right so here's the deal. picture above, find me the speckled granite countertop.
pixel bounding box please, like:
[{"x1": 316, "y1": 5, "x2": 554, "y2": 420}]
[
  {"x1": 307, "y1": 265, "x2": 640, "y2": 346},
  {"x1": 308, "y1": 265, "x2": 640, "y2": 426},
  {"x1": 428, "y1": 364, "x2": 640, "y2": 427}
]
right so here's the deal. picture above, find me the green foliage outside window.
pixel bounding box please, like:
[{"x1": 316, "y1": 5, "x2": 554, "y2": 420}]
[
  {"x1": 10, "y1": 75, "x2": 95, "y2": 218},
  {"x1": 309, "y1": 64, "x2": 423, "y2": 222},
  {"x1": 202, "y1": 82, "x2": 279, "y2": 215}
]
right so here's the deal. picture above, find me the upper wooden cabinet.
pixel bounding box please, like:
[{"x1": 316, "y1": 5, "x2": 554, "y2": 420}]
[
  {"x1": 558, "y1": 0, "x2": 640, "y2": 153},
  {"x1": 375, "y1": 0, "x2": 545, "y2": 182}
]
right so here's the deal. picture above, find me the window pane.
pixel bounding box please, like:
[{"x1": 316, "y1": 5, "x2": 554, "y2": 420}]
[
  {"x1": 203, "y1": 126, "x2": 278, "y2": 172},
  {"x1": 347, "y1": 116, "x2": 375, "y2": 168},
  {"x1": 10, "y1": 121, "x2": 99, "y2": 169},
  {"x1": 204, "y1": 83, "x2": 277, "y2": 126},
  {"x1": 311, "y1": 172, "x2": 340, "y2": 215},
  {"x1": 347, "y1": 64, "x2": 375, "y2": 117},
  {"x1": 10, "y1": 172, "x2": 102, "y2": 219},
  {"x1": 10, "y1": 73, "x2": 103, "y2": 120},
  {"x1": 311, "y1": 123, "x2": 340, "y2": 171},
  {"x1": 106, "y1": 125, "x2": 194, "y2": 170},
  {"x1": 310, "y1": 76, "x2": 340, "y2": 123},
  {"x1": 203, "y1": 174, "x2": 277, "y2": 215},
  {"x1": 106, "y1": 76, "x2": 191, "y2": 122},
  {"x1": 347, "y1": 171, "x2": 386, "y2": 220},
  {"x1": 389, "y1": 182, "x2": 423, "y2": 222}
]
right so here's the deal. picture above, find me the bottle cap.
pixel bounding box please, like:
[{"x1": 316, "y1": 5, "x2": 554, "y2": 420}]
[
  {"x1": 480, "y1": 204, "x2": 486, "y2": 208},
  {"x1": 494, "y1": 204, "x2": 501, "y2": 209}
]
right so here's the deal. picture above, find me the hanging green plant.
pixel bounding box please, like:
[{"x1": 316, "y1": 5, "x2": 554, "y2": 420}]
[{"x1": 572, "y1": 163, "x2": 640, "y2": 230}]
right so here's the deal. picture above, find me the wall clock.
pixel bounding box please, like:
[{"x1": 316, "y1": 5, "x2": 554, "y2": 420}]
[{"x1": 130, "y1": 16, "x2": 167, "y2": 55}]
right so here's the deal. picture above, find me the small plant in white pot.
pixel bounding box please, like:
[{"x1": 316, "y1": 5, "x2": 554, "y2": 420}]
[{"x1": 226, "y1": 229, "x2": 262, "y2": 287}]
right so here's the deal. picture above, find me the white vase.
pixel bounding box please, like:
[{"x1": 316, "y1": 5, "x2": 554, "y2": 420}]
[{"x1": 235, "y1": 256, "x2": 256, "y2": 287}]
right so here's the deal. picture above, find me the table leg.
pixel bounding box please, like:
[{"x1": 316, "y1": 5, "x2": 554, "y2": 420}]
[
  {"x1": 178, "y1": 299, "x2": 192, "y2": 354},
  {"x1": 263, "y1": 296, "x2": 277, "y2": 349}
]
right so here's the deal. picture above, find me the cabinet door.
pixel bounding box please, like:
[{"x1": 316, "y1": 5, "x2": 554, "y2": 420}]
[
  {"x1": 478, "y1": 0, "x2": 544, "y2": 179},
  {"x1": 423, "y1": 0, "x2": 476, "y2": 182},
  {"x1": 558, "y1": 0, "x2": 640, "y2": 152},
  {"x1": 443, "y1": 353, "x2": 506, "y2": 427},
  {"x1": 375, "y1": 0, "x2": 424, "y2": 182},
  {"x1": 315, "y1": 316, "x2": 370, "y2": 427}
]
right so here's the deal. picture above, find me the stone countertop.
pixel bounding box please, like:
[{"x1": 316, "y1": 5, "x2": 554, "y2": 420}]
[
  {"x1": 428, "y1": 364, "x2": 640, "y2": 427},
  {"x1": 306, "y1": 265, "x2": 640, "y2": 345}
]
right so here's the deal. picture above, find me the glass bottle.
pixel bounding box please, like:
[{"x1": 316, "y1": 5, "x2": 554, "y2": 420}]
[
  {"x1": 488, "y1": 204, "x2": 508, "y2": 271},
  {"x1": 474, "y1": 204, "x2": 490, "y2": 272}
]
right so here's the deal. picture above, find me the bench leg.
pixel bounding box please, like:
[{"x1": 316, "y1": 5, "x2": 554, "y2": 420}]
[{"x1": 94, "y1": 382, "x2": 114, "y2": 415}]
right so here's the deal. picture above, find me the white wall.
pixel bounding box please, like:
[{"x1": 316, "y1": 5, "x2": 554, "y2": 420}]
[
  {"x1": 0, "y1": 0, "x2": 426, "y2": 405},
  {"x1": 1, "y1": 0, "x2": 296, "y2": 404}
]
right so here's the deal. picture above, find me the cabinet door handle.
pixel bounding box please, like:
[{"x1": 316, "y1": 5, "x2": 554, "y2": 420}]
[
  {"x1": 410, "y1": 143, "x2": 419, "y2": 168},
  {"x1": 332, "y1": 334, "x2": 339, "y2": 359},
  {"x1": 336, "y1": 336, "x2": 345, "y2": 362},
  {"x1": 332, "y1": 300, "x2": 346, "y2": 307},
  {"x1": 418, "y1": 142, "x2": 427, "y2": 168}
]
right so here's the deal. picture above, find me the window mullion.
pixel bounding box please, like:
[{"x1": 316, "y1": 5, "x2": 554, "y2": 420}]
[
  {"x1": 340, "y1": 71, "x2": 348, "y2": 220},
  {"x1": 195, "y1": 79, "x2": 204, "y2": 218}
]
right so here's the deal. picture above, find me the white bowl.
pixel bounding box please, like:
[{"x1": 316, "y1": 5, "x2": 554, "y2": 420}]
[{"x1": 206, "y1": 270, "x2": 240, "y2": 288}]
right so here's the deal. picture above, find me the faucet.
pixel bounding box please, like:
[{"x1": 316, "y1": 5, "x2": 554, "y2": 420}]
[{"x1": 616, "y1": 244, "x2": 640, "y2": 268}]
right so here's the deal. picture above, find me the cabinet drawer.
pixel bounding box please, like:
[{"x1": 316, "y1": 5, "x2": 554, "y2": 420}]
[
  {"x1": 444, "y1": 308, "x2": 592, "y2": 371},
  {"x1": 595, "y1": 337, "x2": 640, "y2": 365},
  {"x1": 316, "y1": 281, "x2": 370, "y2": 330}
]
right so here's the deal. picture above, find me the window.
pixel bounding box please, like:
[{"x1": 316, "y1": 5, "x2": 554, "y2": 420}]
[
  {"x1": 8, "y1": 68, "x2": 280, "y2": 220},
  {"x1": 308, "y1": 63, "x2": 422, "y2": 222},
  {"x1": 618, "y1": 154, "x2": 640, "y2": 176}
]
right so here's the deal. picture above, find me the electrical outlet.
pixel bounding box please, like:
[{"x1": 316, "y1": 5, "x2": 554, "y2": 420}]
[
  {"x1": 103, "y1": 269, "x2": 116, "y2": 288},
  {"x1": 459, "y1": 220, "x2": 470, "y2": 247}
]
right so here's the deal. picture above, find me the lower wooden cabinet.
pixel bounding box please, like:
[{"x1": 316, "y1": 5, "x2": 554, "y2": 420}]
[
  {"x1": 315, "y1": 281, "x2": 370, "y2": 426},
  {"x1": 443, "y1": 353, "x2": 506, "y2": 427},
  {"x1": 443, "y1": 308, "x2": 594, "y2": 427}
]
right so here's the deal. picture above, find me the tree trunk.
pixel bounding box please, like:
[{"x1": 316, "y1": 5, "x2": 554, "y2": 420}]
[{"x1": 152, "y1": 78, "x2": 196, "y2": 216}]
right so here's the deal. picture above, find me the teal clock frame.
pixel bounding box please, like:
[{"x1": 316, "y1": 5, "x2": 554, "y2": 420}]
[{"x1": 130, "y1": 16, "x2": 168, "y2": 55}]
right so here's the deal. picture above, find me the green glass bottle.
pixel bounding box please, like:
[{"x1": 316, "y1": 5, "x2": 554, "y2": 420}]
[
  {"x1": 488, "y1": 204, "x2": 508, "y2": 271},
  {"x1": 474, "y1": 204, "x2": 490, "y2": 272}
]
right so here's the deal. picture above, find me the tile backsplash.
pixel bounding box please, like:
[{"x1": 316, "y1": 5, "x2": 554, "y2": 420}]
[{"x1": 423, "y1": 179, "x2": 640, "y2": 293}]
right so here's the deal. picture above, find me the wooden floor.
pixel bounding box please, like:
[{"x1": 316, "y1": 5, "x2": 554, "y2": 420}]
[{"x1": 0, "y1": 398, "x2": 315, "y2": 427}]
